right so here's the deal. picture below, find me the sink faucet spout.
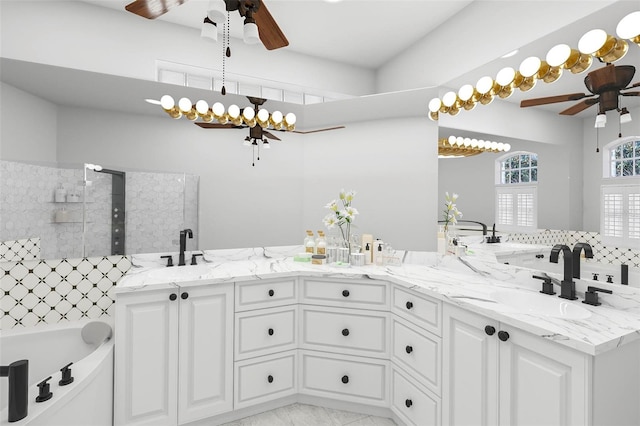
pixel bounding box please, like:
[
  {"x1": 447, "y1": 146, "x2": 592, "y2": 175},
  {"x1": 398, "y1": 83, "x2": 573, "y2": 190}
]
[
  {"x1": 572, "y1": 242, "x2": 594, "y2": 279},
  {"x1": 549, "y1": 244, "x2": 577, "y2": 300},
  {"x1": 178, "y1": 229, "x2": 193, "y2": 266}
]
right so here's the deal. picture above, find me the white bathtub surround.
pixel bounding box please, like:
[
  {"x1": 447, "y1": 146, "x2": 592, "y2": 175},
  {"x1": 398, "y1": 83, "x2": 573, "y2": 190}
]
[
  {"x1": 121, "y1": 246, "x2": 640, "y2": 356},
  {"x1": 0, "y1": 319, "x2": 114, "y2": 425},
  {"x1": 1, "y1": 255, "x2": 132, "y2": 329}
]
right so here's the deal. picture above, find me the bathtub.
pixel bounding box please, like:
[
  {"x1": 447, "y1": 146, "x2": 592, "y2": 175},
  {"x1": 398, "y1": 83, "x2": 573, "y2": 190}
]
[{"x1": 0, "y1": 319, "x2": 114, "y2": 426}]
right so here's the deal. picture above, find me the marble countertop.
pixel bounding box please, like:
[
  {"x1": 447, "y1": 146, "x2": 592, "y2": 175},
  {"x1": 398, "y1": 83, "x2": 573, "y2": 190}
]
[{"x1": 118, "y1": 245, "x2": 640, "y2": 356}]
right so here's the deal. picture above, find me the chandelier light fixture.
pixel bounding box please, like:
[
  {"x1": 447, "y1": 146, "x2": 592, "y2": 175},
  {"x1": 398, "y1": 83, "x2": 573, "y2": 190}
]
[
  {"x1": 438, "y1": 136, "x2": 511, "y2": 158},
  {"x1": 428, "y1": 10, "x2": 639, "y2": 121}
]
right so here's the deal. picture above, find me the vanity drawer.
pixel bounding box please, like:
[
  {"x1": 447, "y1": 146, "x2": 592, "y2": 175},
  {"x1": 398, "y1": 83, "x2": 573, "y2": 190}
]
[
  {"x1": 392, "y1": 316, "x2": 441, "y2": 395},
  {"x1": 234, "y1": 350, "x2": 297, "y2": 408},
  {"x1": 235, "y1": 305, "x2": 297, "y2": 360},
  {"x1": 391, "y1": 367, "x2": 440, "y2": 426},
  {"x1": 299, "y1": 351, "x2": 388, "y2": 406},
  {"x1": 235, "y1": 277, "x2": 297, "y2": 311},
  {"x1": 300, "y1": 306, "x2": 388, "y2": 358},
  {"x1": 300, "y1": 278, "x2": 389, "y2": 310},
  {"x1": 392, "y1": 285, "x2": 441, "y2": 335}
]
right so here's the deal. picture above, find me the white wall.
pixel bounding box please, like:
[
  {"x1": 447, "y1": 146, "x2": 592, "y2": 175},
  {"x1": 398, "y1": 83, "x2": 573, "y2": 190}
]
[
  {"x1": 0, "y1": 1, "x2": 375, "y2": 97},
  {"x1": 0, "y1": 82, "x2": 58, "y2": 163}
]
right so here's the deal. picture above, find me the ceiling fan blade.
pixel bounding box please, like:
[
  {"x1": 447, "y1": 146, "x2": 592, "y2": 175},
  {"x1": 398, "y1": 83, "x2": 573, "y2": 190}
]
[
  {"x1": 292, "y1": 126, "x2": 346, "y2": 134},
  {"x1": 559, "y1": 98, "x2": 599, "y2": 116},
  {"x1": 520, "y1": 93, "x2": 590, "y2": 108},
  {"x1": 262, "y1": 130, "x2": 281, "y2": 141},
  {"x1": 254, "y1": 1, "x2": 289, "y2": 50},
  {"x1": 621, "y1": 91, "x2": 640, "y2": 96},
  {"x1": 194, "y1": 122, "x2": 240, "y2": 129},
  {"x1": 125, "y1": 0, "x2": 188, "y2": 19}
]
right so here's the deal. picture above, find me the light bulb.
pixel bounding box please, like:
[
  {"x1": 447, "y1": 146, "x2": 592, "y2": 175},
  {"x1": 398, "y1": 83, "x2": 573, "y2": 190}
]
[
  {"x1": 228, "y1": 104, "x2": 240, "y2": 119},
  {"x1": 428, "y1": 98, "x2": 442, "y2": 112},
  {"x1": 243, "y1": 107, "x2": 255, "y2": 121},
  {"x1": 178, "y1": 97, "x2": 192, "y2": 113},
  {"x1": 195, "y1": 100, "x2": 209, "y2": 115},
  {"x1": 212, "y1": 102, "x2": 225, "y2": 117},
  {"x1": 160, "y1": 95, "x2": 175, "y2": 110}
]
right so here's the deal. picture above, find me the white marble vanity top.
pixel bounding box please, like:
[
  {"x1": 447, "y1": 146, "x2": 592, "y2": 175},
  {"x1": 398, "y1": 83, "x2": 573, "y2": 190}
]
[{"x1": 118, "y1": 245, "x2": 640, "y2": 356}]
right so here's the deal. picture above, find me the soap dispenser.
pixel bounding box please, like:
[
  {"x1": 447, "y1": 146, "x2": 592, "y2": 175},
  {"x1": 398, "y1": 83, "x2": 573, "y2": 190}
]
[
  {"x1": 373, "y1": 239, "x2": 384, "y2": 266},
  {"x1": 316, "y1": 231, "x2": 326, "y2": 255},
  {"x1": 305, "y1": 230, "x2": 316, "y2": 254}
]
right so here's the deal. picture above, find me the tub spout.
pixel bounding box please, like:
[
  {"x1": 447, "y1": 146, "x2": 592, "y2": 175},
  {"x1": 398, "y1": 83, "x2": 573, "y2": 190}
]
[{"x1": 0, "y1": 359, "x2": 29, "y2": 422}]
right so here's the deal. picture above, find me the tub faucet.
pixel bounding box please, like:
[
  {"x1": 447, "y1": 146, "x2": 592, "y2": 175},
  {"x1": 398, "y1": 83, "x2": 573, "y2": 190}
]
[
  {"x1": 549, "y1": 244, "x2": 577, "y2": 300},
  {"x1": 0, "y1": 359, "x2": 29, "y2": 422},
  {"x1": 572, "y1": 242, "x2": 594, "y2": 279},
  {"x1": 178, "y1": 229, "x2": 193, "y2": 266}
]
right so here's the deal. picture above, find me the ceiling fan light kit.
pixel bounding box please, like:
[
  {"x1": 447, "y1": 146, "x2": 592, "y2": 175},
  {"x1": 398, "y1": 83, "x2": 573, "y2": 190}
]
[
  {"x1": 594, "y1": 112, "x2": 607, "y2": 128},
  {"x1": 429, "y1": 10, "x2": 639, "y2": 121},
  {"x1": 201, "y1": 16, "x2": 218, "y2": 41}
]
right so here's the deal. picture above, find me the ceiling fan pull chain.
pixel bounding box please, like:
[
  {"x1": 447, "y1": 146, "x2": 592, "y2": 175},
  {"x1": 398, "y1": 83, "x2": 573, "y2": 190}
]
[
  {"x1": 221, "y1": 12, "x2": 231, "y2": 96},
  {"x1": 596, "y1": 126, "x2": 600, "y2": 153}
]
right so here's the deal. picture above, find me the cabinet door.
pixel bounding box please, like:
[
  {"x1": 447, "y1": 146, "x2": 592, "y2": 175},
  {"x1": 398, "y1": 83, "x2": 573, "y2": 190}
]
[
  {"x1": 115, "y1": 289, "x2": 179, "y2": 426},
  {"x1": 498, "y1": 324, "x2": 587, "y2": 426},
  {"x1": 442, "y1": 305, "x2": 498, "y2": 426},
  {"x1": 178, "y1": 284, "x2": 234, "y2": 424}
]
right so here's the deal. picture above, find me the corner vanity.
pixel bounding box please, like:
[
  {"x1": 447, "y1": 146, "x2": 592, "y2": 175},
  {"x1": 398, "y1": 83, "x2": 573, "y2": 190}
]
[{"x1": 113, "y1": 247, "x2": 640, "y2": 426}]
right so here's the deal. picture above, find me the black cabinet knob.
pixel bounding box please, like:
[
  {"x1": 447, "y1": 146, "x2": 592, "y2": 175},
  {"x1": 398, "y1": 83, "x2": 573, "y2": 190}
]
[
  {"x1": 268, "y1": 289, "x2": 275, "y2": 297},
  {"x1": 342, "y1": 289, "x2": 350, "y2": 297},
  {"x1": 169, "y1": 293, "x2": 177, "y2": 301},
  {"x1": 498, "y1": 330, "x2": 510, "y2": 342},
  {"x1": 341, "y1": 375, "x2": 349, "y2": 384},
  {"x1": 405, "y1": 399, "x2": 413, "y2": 408},
  {"x1": 405, "y1": 345, "x2": 413, "y2": 354},
  {"x1": 485, "y1": 325, "x2": 496, "y2": 336},
  {"x1": 406, "y1": 301, "x2": 414, "y2": 310},
  {"x1": 268, "y1": 328, "x2": 274, "y2": 336},
  {"x1": 342, "y1": 328, "x2": 350, "y2": 336},
  {"x1": 181, "y1": 292, "x2": 189, "y2": 300},
  {"x1": 267, "y1": 375, "x2": 274, "y2": 383}
]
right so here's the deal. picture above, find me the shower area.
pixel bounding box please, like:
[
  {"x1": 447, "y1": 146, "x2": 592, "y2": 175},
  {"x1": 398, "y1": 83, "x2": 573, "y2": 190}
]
[{"x1": 0, "y1": 160, "x2": 199, "y2": 260}]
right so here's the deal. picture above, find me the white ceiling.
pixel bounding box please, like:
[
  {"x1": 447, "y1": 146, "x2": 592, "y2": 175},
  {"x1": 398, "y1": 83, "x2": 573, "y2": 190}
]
[{"x1": 82, "y1": 0, "x2": 474, "y2": 69}]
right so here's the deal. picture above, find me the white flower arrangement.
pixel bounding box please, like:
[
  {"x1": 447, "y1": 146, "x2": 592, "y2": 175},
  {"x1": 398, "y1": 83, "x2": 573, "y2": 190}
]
[
  {"x1": 443, "y1": 192, "x2": 463, "y2": 233},
  {"x1": 323, "y1": 189, "x2": 358, "y2": 247}
]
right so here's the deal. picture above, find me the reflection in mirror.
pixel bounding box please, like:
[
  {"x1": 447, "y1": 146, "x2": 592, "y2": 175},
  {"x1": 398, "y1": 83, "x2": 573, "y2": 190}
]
[{"x1": 0, "y1": 160, "x2": 199, "y2": 261}]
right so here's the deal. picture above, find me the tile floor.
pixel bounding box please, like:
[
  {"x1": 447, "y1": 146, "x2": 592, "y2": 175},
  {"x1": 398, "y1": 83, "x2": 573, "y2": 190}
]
[{"x1": 220, "y1": 403, "x2": 397, "y2": 426}]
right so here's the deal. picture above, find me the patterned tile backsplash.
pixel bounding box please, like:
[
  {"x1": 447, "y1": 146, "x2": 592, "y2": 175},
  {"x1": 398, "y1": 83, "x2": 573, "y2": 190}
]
[
  {"x1": 0, "y1": 238, "x2": 41, "y2": 262},
  {"x1": 1, "y1": 229, "x2": 637, "y2": 330}
]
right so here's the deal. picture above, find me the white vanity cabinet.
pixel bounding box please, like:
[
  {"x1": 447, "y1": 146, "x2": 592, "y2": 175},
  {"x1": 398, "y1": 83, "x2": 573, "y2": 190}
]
[
  {"x1": 114, "y1": 283, "x2": 234, "y2": 426},
  {"x1": 233, "y1": 277, "x2": 299, "y2": 409},
  {"x1": 442, "y1": 304, "x2": 588, "y2": 426},
  {"x1": 390, "y1": 286, "x2": 442, "y2": 426},
  {"x1": 298, "y1": 277, "x2": 390, "y2": 407}
]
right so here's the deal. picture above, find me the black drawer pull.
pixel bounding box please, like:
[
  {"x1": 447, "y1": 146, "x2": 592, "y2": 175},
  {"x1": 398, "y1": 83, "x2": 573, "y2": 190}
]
[
  {"x1": 405, "y1": 345, "x2": 413, "y2": 354},
  {"x1": 181, "y1": 292, "x2": 189, "y2": 300},
  {"x1": 268, "y1": 289, "x2": 275, "y2": 297},
  {"x1": 406, "y1": 301, "x2": 413, "y2": 310},
  {"x1": 341, "y1": 375, "x2": 349, "y2": 384},
  {"x1": 405, "y1": 399, "x2": 413, "y2": 408},
  {"x1": 498, "y1": 330, "x2": 510, "y2": 342},
  {"x1": 342, "y1": 328, "x2": 350, "y2": 337},
  {"x1": 342, "y1": 289, "x2": 350, "y2": 297},
  {"x1": 268, "y1": 328, "x2": 274, "y2": 336},
  {"x1": 485, "y1": 325, "x2": 496, "y2": 336},
  {"x1": 169, "y1": 293, "x2": 177, "y2": 301},
  {"x1": 267, "y1": 375, "x2": 274, "y2": 383}
]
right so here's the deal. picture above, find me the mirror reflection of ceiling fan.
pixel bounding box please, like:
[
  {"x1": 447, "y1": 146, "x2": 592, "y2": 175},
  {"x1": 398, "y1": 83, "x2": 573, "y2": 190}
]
[
  {"x1": 124, "y1": 0, "x2": 288, "y2": 50},
  {"x1": 520, "y1": 63, "x2": 639, "y2": 116},
  {"x1": 194, "y1": 96, "x2": 345, "y2": 141}
]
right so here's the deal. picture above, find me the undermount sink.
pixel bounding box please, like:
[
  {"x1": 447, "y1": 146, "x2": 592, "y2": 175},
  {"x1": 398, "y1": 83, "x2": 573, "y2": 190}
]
[
  {"x1": 146, "y1": 264, "x2": 212, "y2": 282},
  {"x1": 491, "y1": 288, "x2": 592, "y2": 320}
]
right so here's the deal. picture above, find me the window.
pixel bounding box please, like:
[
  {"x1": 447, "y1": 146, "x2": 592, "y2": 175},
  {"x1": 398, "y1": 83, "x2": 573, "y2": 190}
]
[
  {"x1": 601, "y1": 136, "x2": 640, "y2": 247},
  {"x1": 495, "y1": 152, "x2": 538, "y2": 232}
]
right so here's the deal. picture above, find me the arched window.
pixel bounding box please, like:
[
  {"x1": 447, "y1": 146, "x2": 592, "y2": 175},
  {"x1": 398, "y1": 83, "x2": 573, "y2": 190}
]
[
  {"x1": 495, "y1": 151, "x2": 538, "y2": 232},
  {"x1": 601, "y1": 136, "x2": 640, "y2": 247}
]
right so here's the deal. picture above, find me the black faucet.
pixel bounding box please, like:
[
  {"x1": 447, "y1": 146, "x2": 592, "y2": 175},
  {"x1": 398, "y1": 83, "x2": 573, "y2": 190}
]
[
  {"x1": 178, "y1": 229, "x2": 193, "y2": 266},
  {"x1": 549, "y1": 244, "x2": 577, "y2": 300},
  {"x1": 572, "y1": 242, "x2": 594, "y2": 279},
  {"x1": 0, "y1": 359, "x2": 29, "y2": 422},
  {"x1": 486, "y1": 223, "x2": 501, "y2": 243}
]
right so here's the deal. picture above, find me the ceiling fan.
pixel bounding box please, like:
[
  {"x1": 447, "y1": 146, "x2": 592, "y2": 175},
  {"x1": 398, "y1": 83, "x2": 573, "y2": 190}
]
[
  {"x1": 194, "y1": 96, "x2": 345, "y2": 139},
  {"x1": 124, "y1": 0, "x2": 288, "y2": 50},
  {"x1": 520, "y1": 63, "x2": 639, "y2": 115}
]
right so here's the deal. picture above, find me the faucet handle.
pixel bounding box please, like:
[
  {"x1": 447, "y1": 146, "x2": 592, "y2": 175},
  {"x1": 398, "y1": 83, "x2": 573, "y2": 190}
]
[
  {"x1": 191, "y1": 253, "x2": 203, "y2": 265},
  {"x1": 160, "y1": 255, "x2": 174, "y2": 267},
  {"x1": 582, "y1": 286, "x2": 613, "y2": 306},
  {"x1": 36, "y1": 376, "x2": 53, "y2": 402},
  {"x1": 533, "y1": 275, "x2": 556, "y2": 295}
]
